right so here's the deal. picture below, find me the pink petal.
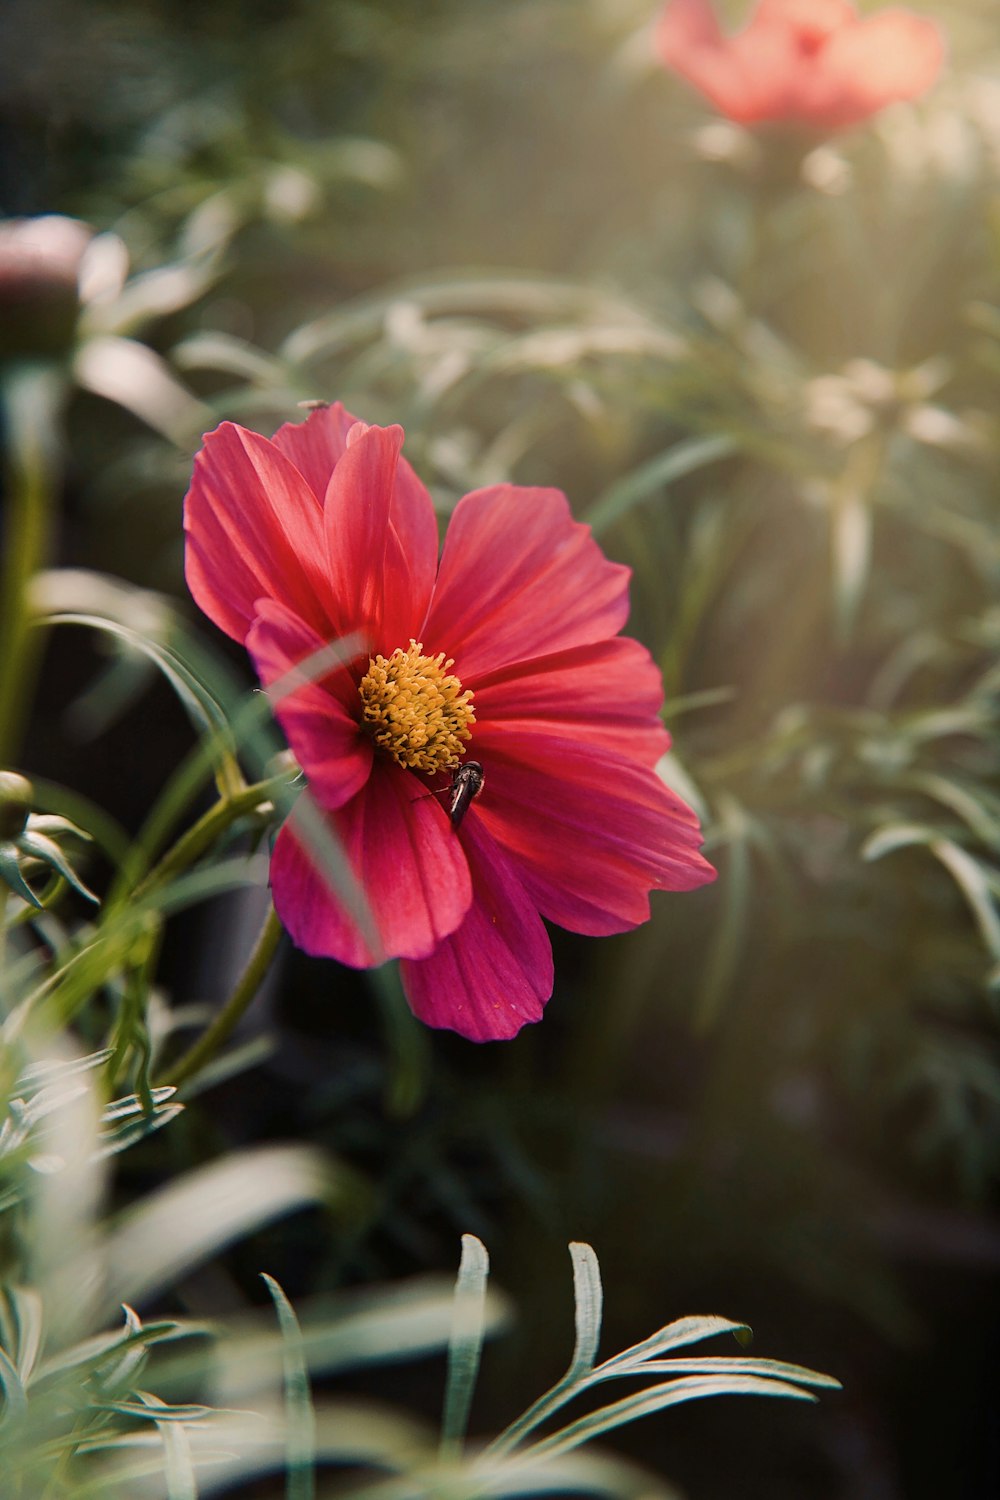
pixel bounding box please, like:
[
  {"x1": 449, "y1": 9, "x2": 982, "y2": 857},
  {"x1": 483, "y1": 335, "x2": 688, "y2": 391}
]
[
  {"x1": 422, "y1": 486, "x2": 630, "y2": 681},
  {"x1": 471, "y1": 636, "x2": 670, "y2": 766},
  {"x1": 656, "y1": 0, "x2": 939, "y2": 129},
  {"x1": 184, "y1": 422, "x2": 331, "y2": 644},
  {"x1": 657, "y1": 0, "x2": 755, "y2": 119},
  {"x1": 270, "y1": 402, "x2": 359, "y2": 500},
  {"x1": 273, "y1": 402, "x2": 442, "y2": 602},
  {"x1": 469, "y1": 740, "x2": 715, "y2": 936},
  {"x1": 246, "y1": 598, "x2": 372, "y2": 812},
  {"x1": 657, "y1": 0, "x2": 725, "y2": 56},
  {"x1": 322, "y1": 422, "x2": 438, "y2": 652},
  {"x1": 754, "y1": 0, "x2": 857, "y2": 36},
  {"x1": 400, "y1": 816, "x2": 552, "y2": 1042},
  {"x1": 823, "y1": 11, "x2": 944, "y2": 121},
  {"x1": 270, "y1": 762, "x2": 472, "y2": 968}
]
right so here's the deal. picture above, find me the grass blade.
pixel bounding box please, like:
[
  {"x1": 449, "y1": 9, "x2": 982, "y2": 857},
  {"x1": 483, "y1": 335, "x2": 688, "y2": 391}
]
[
  {"x1": 262, "y1": 1273, "x2": 316, "y2": 1500},
  {"x1": 440, "y1": 1233, "x2": 490, "y2": 1458}
]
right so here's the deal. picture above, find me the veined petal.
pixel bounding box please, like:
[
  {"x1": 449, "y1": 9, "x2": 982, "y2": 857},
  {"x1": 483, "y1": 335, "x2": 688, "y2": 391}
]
[
  {"x1": 246, "y1": 598, "x2": 372, "y2": 811},
  {"x1": 183, "y1": 422, "x2": 331, "y2": 643},
  {"x1": 273, "y1": 403, "x2": 441, "y2": 617},
  {"x1": 471, "y1": 637, "x2": 670, "y2": 765},
  {"x1": 470, "y1": 741, "x2": 715, "y2": 936},
  {"x1": 322, "y1": 421, "x2": 439, "y2": 652},
  {"x1": 270, "y1": 763, "x2": 472, "y2": 968},
  {"x1": 400, "y1": 816, "x2": 552, "y2": 1042},
  {"x1": 270, "y1": 401, "x2": 359, "y2": 500},
  {"x1": 422, "y1": 486, "x2": 630, "y2": 681}
]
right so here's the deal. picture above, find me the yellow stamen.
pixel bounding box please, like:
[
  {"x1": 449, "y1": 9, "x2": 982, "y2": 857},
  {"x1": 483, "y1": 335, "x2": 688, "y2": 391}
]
[{"x1": 359, "y1": 639, "x2": 475, "y2": 774}]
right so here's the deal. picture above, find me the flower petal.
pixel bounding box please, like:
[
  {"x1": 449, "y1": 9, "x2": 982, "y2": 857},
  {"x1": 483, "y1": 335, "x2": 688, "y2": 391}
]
[
  {"x1": 422, "y1": 486, "x2": 630, "y2": 681},
  {"x1": 754, "y1": 0, "x2": 857, "y2": 35},
  {"x1": 657, "y1": 0, "x2": 754, "y2": 120},
  {"x1": 471, "y1": 636, "x2": 670, "y2": 765},
  {"x1": 657, "y1": 0, "x2": 725, "y2": 54},
  {"x1": 469, "y1": 740, "x2": 715, "y2": 936},
  {"x1": 184, "y1": 421, "x2": 331, "y2": 643},
  {"x1": 270, "y1": 401, "x2": 359, "y2": 500},
  {"x1": 823, "y1": 11, "x2": 944, "y2": 121},
  {"x1": 656, "y1": 0, "x2": 940, "y2": 130},
  {"x1": 270, "y1": 763, "x2": 472, "y2": 968},
  {"x1": 323, "y1": 422, "x2": 438, "y2": 651},
  {"x1": 400, "y1": 815, "x2": 552, "y2": 1041},
  {"x1": 246, "y1": 598, "x2": 372, "y2": 812}
]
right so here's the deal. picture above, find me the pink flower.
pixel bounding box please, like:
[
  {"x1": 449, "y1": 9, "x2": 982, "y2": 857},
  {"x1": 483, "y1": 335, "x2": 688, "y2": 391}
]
[
  {"x1": 656, "y1": 0, "x2": 944, "y2": 132},
  {"x1": 184, "y1": 405, "x2": 715, "y2": 1041}
]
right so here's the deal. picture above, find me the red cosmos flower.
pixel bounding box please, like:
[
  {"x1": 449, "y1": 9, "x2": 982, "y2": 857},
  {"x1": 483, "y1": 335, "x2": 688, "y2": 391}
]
[
  {"x1": 656, "y1": 0, "x2": 944, "y2": 133},
  {"x1": 184, "y1": 405, "x2": 714, "y2": 1041}
]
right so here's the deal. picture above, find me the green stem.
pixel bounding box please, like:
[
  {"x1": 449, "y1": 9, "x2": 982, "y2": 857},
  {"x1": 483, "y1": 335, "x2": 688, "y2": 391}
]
[
  {"x1": 131, "y1": 774, "x2": 285, "y2": 903},
  {"x1": 0, "y1": 365, "x2": 64, "y2": 764},
  {"x1": 8, "y1": 776, "x2": 286, "y2": 1038},
  {"x1": 0, "y1": 887, "x2": 8, "y2": 1005},
  {"x1": 104, "y1": 735, "x2": 252, "y2": 912},
  {"x1": 161, "y1": 904, "x2": 283, "y2": 1089}
]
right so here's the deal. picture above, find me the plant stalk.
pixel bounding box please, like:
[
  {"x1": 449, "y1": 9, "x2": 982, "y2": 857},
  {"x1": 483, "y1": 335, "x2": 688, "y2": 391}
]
[{"x1": 161, "y1": 903, "x2": 284, "y2": 1089}]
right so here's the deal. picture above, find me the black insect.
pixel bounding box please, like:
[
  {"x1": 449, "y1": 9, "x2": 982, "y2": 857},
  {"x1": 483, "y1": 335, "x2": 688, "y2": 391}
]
[
  {"x1": 413, "y1": 760, "x2": 485, "y2": 829},
  {"x1": 446, "y1": 760, "x2": 485, "y2": 830}
]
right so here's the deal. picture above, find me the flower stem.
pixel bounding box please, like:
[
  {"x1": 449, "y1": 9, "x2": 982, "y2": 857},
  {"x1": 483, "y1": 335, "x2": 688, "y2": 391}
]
[
  {"x1": 130, "y1": 773, "x2": 285, "y2": 904},
  {"x1": 161, "y1": 903, "x2": 284, "y2": 1089},
  {"x1": 0, "y1": 365, "x2": 63, "y2": 764},
  {"x1": 8, "y1": 776, "x2": 287, "y2": 1039}
]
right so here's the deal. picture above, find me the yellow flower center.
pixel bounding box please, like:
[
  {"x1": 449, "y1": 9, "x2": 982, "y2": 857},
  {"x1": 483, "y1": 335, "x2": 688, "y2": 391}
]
[{"x1": 359, "y1": 640, "x2": 475, "y2": 774}]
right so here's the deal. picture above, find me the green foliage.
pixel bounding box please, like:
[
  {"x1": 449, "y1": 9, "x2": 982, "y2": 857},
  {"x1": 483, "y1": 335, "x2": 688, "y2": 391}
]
[
  {"x1": 0, "y1": 1182, "x2": 835, "y2": 1499},
  {"x1": 2, "y1": 0, "x2": 998, "y2": 1493}
]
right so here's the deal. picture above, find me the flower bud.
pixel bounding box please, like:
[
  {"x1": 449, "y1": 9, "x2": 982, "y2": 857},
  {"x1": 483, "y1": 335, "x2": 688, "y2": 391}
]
[
  {"x1": 0, "y1": 771, "x2": 33, "y2": 841},
  {"x1": 0, "y1": 216, "x2": 92, "y2": 361}
]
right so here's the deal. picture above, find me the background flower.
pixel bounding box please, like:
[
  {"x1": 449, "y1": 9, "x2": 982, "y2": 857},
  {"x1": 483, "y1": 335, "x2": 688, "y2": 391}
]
[{"x1": 656, "y1": 0, "x2": 945, "y2": 131}]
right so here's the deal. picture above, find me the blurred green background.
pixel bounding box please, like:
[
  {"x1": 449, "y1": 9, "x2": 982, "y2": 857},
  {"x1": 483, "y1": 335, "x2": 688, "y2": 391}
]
[{"x1": 2, "y1": 1, "x2": 1000, "y2": 1496}]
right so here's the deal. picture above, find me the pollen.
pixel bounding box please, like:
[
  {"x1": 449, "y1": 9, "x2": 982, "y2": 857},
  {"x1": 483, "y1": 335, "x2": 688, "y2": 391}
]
[{"x1": 359, "y1": 640, "x2": 475, "y2": 774}]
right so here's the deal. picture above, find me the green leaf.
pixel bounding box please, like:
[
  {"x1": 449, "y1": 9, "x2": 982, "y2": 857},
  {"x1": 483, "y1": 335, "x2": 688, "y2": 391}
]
[
  {"x1": 863, "y1": 828, "x2": 1000, "y2": 963},
  {"x1": 530, "y1": 1375, "x2": 819, "y2": 1460},
  {"x1": 694, "y1": 795, "x2": 751, "y2": 1030},
  {"x1": 138, "y1": 1390, "x2": 198, "y2": 1500},
  {"x1": 930, "y1": 841, "x2": 1000, "y2": 963},
  {"x1": 624, "y1": 1357, "x2": 840, "y2": 1389},
  {"x1": 262, "y1": 1273, "x2": 316, "y2": 1500},
  {"x1": 105, "y1": 1146, "x2": 338, "y2": 1313},
  {"x1": 38, "y1": 612, "x2": 231, "y2": 745},
  {"x1": 98, "y1": 1306, "x2": 153, "y2": 1398},
  {"x1": 0, "y1": 843, "x2": 43, "y2": 908},
  {"x1": 440, "y1": 1234, "x2": 490, "y2": 1457},
  {"x1": 599, "y1": 1317, "x2": 752, "y2": 1375},
  {"x1": 861, "y1": 823, "x2": 938, "y2": 862},
  {"x1": 7, "y1": 1286, "x2": 43, "y2": 1384},
  {"x1": 0, "y1": 1343, "x2": 27, "y2": 1422},
  {"x1": 567, "y1": 1242, "x2": 602, "y2": 1380},
  {"x1": 586, "y1": 434, "x2": 736, "y2": 535},
  {"x1": 32, "y1": 1319, "x2": 195, "y2": 1387},
  {"x1": 830, "y1": 483, "x2": 872, "y2": 641},
  {"x1": 100, "y1": 1398, "x2": 213, "y2": 1421},
  {"x1": 15, "y1": 830, "x2": 98, "y2": 904}
]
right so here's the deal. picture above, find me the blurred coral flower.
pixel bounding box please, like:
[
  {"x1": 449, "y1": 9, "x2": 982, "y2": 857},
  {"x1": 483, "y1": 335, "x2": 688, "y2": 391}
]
[
  {"x1": 656, "y1": 0, "x2": 944, "y2": 132},
  {"x1": 184, "y1": 405, "x2": 714, "y2": 1041}
]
